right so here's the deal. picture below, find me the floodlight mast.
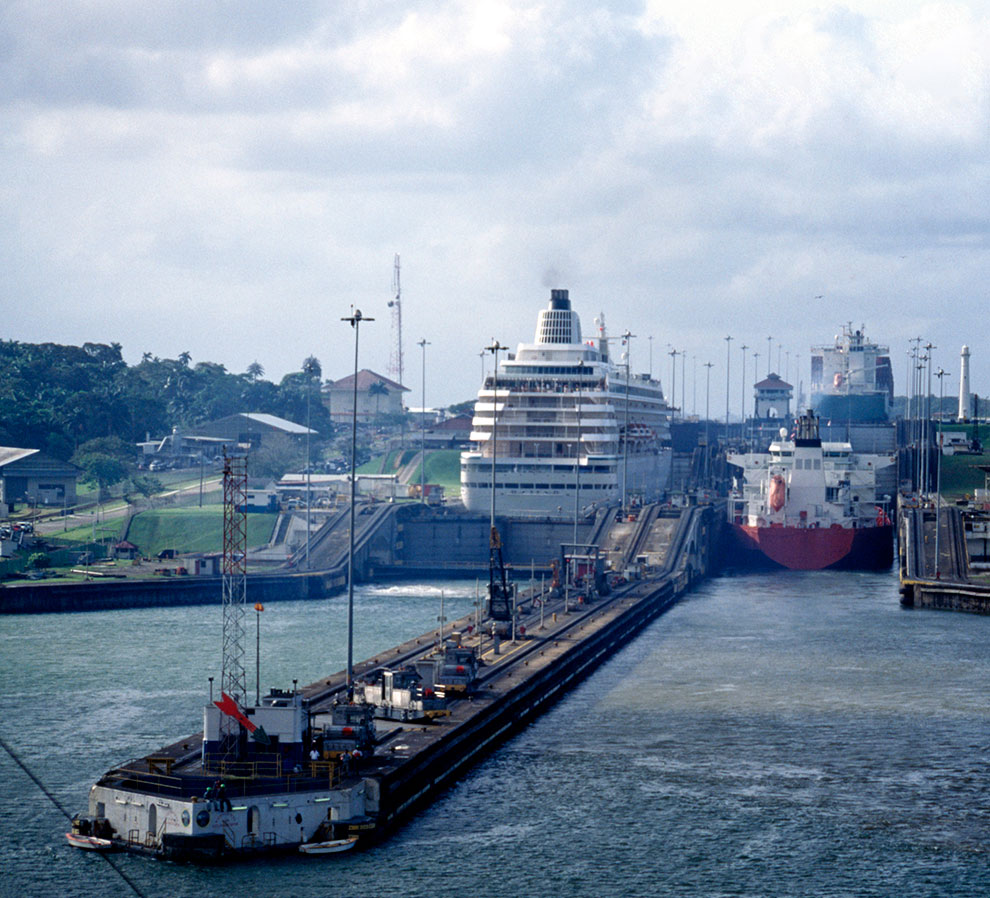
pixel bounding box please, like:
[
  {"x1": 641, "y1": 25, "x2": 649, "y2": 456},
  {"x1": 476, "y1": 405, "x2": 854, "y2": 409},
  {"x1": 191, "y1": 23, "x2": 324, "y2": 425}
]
[{"x1": 342, "y1": 309, "x2": 373, "y2": 693}]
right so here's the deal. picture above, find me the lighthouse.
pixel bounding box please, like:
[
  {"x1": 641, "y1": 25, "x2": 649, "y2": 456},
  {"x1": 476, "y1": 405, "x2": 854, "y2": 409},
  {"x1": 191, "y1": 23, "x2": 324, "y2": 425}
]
[{"x1": 958, "y1": 344, "x2": 971, "y2": 421}]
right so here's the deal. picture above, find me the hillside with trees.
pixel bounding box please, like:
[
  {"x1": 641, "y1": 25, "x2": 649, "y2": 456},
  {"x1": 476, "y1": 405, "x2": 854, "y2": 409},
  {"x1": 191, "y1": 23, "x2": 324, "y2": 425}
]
[{"x1": 0, "y1": 340, "x2": 335, "y2": 460}]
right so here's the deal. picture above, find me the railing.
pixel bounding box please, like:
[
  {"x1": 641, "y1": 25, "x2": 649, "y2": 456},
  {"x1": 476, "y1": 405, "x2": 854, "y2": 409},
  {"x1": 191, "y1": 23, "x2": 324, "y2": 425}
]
[
  {"x1": 202, "y1": 753, "x2": 283, "y2": 779},
  {"x1": 107, "y1": 763, "x2": 191, "y2": 797}
]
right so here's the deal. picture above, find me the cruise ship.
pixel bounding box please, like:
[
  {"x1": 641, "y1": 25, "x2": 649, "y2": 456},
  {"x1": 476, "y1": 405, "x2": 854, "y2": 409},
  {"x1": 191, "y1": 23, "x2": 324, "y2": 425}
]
[
  {"x1": 810, "y1": 324, "x2": 894, "y2": 423},
  {"x1": 460, "y1": 289, "x2": 672, "y2": 518}
]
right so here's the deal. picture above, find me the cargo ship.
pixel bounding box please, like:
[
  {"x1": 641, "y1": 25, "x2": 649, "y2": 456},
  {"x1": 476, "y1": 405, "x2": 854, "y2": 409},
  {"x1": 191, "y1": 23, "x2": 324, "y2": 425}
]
[
  {"x1": 460, "y1": 289, "x2": 672, "y2": 517},
  {"x1": 810, "y1": 324, "x2": 894, "y2": 423},
  {"x1": 726, "y1": 411, "x2": 895, "y2": 570}
]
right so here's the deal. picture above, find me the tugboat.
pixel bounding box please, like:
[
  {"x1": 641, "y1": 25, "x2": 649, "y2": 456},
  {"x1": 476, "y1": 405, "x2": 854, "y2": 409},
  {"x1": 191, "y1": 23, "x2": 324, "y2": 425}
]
[
  {"x1": 726, "y1": 411, "x2": 895, "y2": 570},
  {"x1": 67, "y1": 691, "x2": 376, "y2": 861},
  {"x1": 66, "y1": 455, "x2": 376, "y2": 861}
]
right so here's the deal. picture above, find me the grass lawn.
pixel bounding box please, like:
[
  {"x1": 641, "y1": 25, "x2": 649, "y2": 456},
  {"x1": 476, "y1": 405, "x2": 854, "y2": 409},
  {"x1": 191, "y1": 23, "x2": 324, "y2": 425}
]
[
  {"x1": 420, "y1": 449, "x2": 462, "y2": 493},
  {"x1": 938, "y1": 452, "x2": 989, "y2": 501},
  {"x1": 124, "y1": 507, "x2": 278, "y2": 556}
]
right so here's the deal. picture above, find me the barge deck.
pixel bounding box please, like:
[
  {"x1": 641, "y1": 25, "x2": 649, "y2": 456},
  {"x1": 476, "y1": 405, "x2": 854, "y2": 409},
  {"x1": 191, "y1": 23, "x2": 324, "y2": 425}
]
[{"x1": 78, "y1": 503, "x2": 721, "y2": 858}]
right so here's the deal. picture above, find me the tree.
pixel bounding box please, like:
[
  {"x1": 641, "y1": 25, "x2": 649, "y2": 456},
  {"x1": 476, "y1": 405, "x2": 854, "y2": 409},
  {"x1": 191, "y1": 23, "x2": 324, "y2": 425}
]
[
  {"x1": 71, "y1": 436, "x2": 134, "y2": 501},
  {"x1": 369, "y1": 380, "x2": 389, "y2": 418},
  {"x1": 73, "y1": 453, "x2": 130, "y2": 501},
  {"x1": 250, "y1": 434, "x2": 301, "y2": 480},
  {"x1": 28, "y1": 552, "x2": 51, "y2": 570},
  {"x1": 129, "y1": 474, "x2": 164, "y2": 507},
  {"x1": 302, "y1": 356, "x2": 322, "y2": 381},
  {"x1": 245, "y1": 361, "x2": 265, "y2": 381}
]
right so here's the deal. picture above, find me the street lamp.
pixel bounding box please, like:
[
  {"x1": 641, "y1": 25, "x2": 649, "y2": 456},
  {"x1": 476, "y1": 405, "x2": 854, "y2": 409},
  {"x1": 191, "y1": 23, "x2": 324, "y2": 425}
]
[
  {"x1": 740, "y1": 343, "x2": 748, "y2": 429},
  {"x1": 724, "y1": 335, "x2": 733, "y2": 440},
  {"x1": 254, "y1": 602, "x2": 264, "y2": 705},
  {"x1": 935, "y1": 367, "x2": 947, "y2": 578},
  {"x1": 669, "y1": 348, "x2": 678, "y2": 419},
  {"x1": 925, "y1": 343, "x2": 935, "y2": 494},
  {"x1": 692, "y1": 355, "x2": 697, "y2": 416},
  {"x1": 418, "y1": 339, "x2": 430, "y2": 503},
  {"x1": 303, "y1": 356, "x2": 319, "y2": 570},
  {"x1": 767, "y1": 336, "x2": 773, "y2": 375},
  {"x1": 622, "y1": 331, "x2": 635, "y2": 511},
  {"x1": 486, "y1": 340, "x2": 506, "y2": 530},
  {"x1": 341, "y1": 308, "x2": 373, "y2": 693},
  {"x1": 573, "y1": 359, "x2": 584, "y2": 546},
  {"x1": 916, "y1": 353, "x2": 926, "y2": 490},
  {"x1": 704, "y1": 361, "x2": 713, "y2": 484}
]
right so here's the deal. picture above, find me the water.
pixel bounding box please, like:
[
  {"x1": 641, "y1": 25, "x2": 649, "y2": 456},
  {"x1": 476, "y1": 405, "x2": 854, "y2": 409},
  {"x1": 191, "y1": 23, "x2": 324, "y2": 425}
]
[{"x1": 3, "y1": 571, "x2": 990, "y2": 897}]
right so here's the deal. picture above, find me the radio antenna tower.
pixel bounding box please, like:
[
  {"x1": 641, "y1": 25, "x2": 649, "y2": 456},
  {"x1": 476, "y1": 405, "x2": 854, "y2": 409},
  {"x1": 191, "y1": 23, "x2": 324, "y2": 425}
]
[
  {"x1": 387, "y1": 254, "x2": 404, "y2": 387},
  {"x1": 221, "y1": 453, "x2": 248, "y2": 739}
]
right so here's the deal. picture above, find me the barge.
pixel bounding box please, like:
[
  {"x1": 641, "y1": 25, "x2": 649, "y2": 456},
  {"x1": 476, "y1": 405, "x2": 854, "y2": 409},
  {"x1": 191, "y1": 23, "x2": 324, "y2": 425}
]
[{"x1": 69, "y1": 504, "x2": 717, "y2": 860}]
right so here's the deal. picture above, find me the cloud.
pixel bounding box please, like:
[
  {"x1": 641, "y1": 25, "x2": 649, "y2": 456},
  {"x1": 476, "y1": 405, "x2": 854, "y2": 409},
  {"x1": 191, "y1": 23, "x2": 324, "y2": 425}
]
[{"x1": 1, "y1": 0, "x2": 989, "y2": 408}]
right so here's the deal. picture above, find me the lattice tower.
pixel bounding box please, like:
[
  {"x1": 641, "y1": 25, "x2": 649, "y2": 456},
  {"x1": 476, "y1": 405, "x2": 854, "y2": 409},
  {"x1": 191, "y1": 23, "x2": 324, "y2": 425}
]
[
  {"x1": 221, "y1": 454, "x2": 248, "y2": 733},
  {"x1": 387, "y1": 253, "x2": 404, "y2": 388}
]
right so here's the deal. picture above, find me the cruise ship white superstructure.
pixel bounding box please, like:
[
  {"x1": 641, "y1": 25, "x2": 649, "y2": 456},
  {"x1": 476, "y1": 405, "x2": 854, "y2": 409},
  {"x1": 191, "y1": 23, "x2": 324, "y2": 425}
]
[{"x1": 460, "y1": 289, "x2": 672, "y2": 518}]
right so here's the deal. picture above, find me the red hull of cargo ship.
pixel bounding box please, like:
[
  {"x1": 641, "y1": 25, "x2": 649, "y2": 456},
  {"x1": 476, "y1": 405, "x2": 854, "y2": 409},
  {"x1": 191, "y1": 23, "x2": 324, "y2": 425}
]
[{"x1": 729, "y1": 523, "x2": 894, "y2": 571}]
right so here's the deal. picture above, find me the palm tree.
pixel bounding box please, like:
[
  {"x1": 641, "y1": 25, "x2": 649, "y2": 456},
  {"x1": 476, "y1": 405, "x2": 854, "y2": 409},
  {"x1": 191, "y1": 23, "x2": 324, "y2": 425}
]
[
  {"x1": 302, "y1": 356, "x2": 322, "y2": 381},
  {"x1": 369, "y1": 380, "x2": 389, "y2": 418},
  {"x1": 246, "y1": 361, "x2": 264, "y2": 381}
]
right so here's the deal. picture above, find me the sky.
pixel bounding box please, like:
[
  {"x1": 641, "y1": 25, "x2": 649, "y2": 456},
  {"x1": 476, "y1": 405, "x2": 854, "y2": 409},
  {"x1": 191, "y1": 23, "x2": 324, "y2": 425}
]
[{"x1": 2, "y1": 0, "x2": 989, "y2": 414}]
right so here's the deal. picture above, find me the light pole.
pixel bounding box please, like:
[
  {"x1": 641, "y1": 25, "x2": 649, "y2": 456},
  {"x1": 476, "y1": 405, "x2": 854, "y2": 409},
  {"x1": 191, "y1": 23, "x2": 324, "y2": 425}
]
[
  {"x1": 925, "y1": 343, "x2": 935, "y2": 495},
  {"x1": 740, "y1": 343, "x2": 748, "y2": 429},
  {"x1": 486, "y1": 340, "x2": 506, "y2": 530},
  {"x1": 669, "y1": 348, "x2": 678, "y2": 418},
  {"x1": 704, "y1": 361, "x2": 713, "y2": 484},
  {"x1": 254, "y1": 602, "x2": 264, "y2": 705},
  {"x1": 573, "y1": 360, "x2": 584, "y2": 547},
  {"x1": 622, "y1": 331, "x2": 635, "y2": 511},
  {"x1": 935, "y1": 367, "x2": 947, "y2": 578},
  {"x1": 418, "y1": 339, "x2": 430, "y2": 503},
  {"x1": 692, "y1": 355, "x2": 697, "y2": 415},
  {"x1": 680, "y1": 349, "x2": 686, "y2": 420},
  {"x1": 342, "y1": 308, "x2": 373, "y2": 693},
  {"x1": 648, "y1": 335, "x2": 654, "y2": 378},
  {"x1": 904, "y1": 349, "x2": 911, "y2": 428},
  {"x1": 724, "y1": 335, "x2": 733, "y2": 441},
  {"x1": 767, "y1": 336, "x2": 772, "y2": 375},
  {"x1": 303, "y1": 356, "x2": 319, "y2": 570},
  {"x1": 914, "y1": 347, "x2": 927, "y2": 496}
]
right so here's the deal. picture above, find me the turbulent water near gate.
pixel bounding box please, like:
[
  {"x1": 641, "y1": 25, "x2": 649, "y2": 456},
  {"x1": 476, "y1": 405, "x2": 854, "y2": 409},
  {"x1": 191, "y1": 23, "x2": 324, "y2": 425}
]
[{"x1": 3, "y1": 570, "x2": 990, "y2": 898}]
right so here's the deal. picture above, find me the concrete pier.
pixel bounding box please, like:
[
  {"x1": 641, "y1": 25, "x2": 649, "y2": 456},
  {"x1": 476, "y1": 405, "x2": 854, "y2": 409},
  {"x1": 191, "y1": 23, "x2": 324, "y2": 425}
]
[{"x1": 898, "y1": 500, "x2": 990, "y2": 613}]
